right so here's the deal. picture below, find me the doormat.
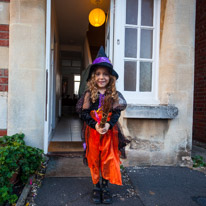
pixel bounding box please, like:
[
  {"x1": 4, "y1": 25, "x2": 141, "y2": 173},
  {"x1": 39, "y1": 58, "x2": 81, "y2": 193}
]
[{"x1": 45, "y1": 156, "x2": 91, "y2": 177}]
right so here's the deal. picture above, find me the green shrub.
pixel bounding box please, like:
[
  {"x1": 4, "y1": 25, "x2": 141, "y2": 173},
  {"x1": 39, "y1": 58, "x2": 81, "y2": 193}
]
[
  {"x1": 0, "y1": 133, "x2": 43, "y2": 204},
  {"x1": 192, "y1": 155, "x2": 206, "y2": 168}
]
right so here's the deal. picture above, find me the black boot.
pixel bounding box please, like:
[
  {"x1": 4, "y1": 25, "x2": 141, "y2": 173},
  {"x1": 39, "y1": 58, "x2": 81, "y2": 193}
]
[
  {"x1": 101, "y1": 178, "x2": 112, "y2": 204},
  {"x1": 92, "y1": 182, "x2": 101, "y2": 204}
]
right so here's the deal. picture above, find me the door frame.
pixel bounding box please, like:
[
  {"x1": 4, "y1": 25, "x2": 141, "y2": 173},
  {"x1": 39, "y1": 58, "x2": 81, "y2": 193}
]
[{"x1": 44, "y1": 0, "x2": 114, "y2": 154}]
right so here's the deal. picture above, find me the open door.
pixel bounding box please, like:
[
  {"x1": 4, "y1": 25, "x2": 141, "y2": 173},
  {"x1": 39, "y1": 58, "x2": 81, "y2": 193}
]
[
  {"x1": 44, "y1": 0, "x2": 52, "y2": 154},
  {"x1": 105, "y1": 0, "x2": 114, "y2": 63}
]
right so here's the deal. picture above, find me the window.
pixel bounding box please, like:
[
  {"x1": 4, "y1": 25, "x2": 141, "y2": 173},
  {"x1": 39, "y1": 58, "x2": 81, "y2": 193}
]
[
  {"x1": 62, "y1": 60, "x2": 71, "y2": 67},
  {"x1": 61, "y1": 59, "x2": 81, "y2": 67},
  {"x1": 74, "y1": 75, "x2": 80, "y2": 95},
  {"x1": 114, "y1": 0, "x2": 161, "y2": 104}
]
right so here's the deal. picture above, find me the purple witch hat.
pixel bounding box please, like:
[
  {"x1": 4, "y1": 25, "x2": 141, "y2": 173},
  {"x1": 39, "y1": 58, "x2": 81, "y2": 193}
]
[{"x1": 86, "y1": 46, "x2": 119, "y2": 81}]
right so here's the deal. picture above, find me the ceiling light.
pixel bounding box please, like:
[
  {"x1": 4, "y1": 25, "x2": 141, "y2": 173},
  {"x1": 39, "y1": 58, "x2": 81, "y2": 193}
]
[{"x1": 89, "y1": 8, "x2": 105, "y2": 27}]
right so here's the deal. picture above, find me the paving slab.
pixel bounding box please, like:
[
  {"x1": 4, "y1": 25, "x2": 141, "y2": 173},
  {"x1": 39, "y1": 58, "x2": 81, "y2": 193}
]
[{"x1": 45, "y1": 156, "x2": 90, "y2": 177}]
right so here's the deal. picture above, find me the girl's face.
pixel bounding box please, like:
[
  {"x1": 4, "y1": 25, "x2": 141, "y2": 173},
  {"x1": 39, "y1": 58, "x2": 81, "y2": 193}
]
[{"x1": 94, "y1": 67, "x2": 110, "y2": 89}]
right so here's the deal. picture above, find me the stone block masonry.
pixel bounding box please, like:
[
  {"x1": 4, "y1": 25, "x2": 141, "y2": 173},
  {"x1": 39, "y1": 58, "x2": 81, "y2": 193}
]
[{"x1": 8, "y1": 0, "x2": 46, "y2": 149}]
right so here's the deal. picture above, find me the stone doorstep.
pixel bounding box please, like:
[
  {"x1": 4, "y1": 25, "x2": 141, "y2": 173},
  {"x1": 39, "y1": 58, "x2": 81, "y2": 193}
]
[{"x1": 48, "y1": 141, "x2": 84, "y2": 152}]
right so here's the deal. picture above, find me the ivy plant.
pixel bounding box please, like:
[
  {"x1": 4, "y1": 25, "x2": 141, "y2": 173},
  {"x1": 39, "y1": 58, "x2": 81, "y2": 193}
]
[
  {"x1": 0, "y1": 133, "x2": 44, "y2": 205},
  {"x1": 192, "y1": 155, "x2": 206, "y2": 168}
]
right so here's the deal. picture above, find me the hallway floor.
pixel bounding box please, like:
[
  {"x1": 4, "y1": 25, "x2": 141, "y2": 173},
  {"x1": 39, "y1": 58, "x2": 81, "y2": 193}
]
[{"x1": 51, "y1": 113, "x2": 82, "y2": 142}]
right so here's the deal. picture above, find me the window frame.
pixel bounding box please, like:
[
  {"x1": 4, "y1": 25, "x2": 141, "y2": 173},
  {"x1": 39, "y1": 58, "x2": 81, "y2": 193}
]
[
  {"x1": 74, "y1": 74, "x2": 81, "y2": 95},
  {"x1": 113, "y1": 0, "x2": 161, "y2": 105}
]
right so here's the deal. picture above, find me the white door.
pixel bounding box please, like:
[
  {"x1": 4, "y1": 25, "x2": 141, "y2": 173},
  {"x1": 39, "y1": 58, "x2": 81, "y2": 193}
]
[
  {"x1": 105, "y1": 0, "x2": 114, "y2": 63},
  {"x1": 44, "y1": 0, "x2": 52, "y2": 154}
]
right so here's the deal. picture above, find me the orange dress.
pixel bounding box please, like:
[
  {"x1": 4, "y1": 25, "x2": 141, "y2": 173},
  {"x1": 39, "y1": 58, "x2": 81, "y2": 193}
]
[{"x1": 85, "y1": 110, "x2": 122, "y2": 186}]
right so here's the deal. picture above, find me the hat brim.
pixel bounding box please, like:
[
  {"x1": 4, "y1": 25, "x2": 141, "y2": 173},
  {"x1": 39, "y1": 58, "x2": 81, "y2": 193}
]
[{"x1": 86, "y1": 62, "x2": 119, "y2": 81}]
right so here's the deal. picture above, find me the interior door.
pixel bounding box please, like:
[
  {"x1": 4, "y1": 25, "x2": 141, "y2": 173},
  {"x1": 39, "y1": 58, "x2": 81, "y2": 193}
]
[{"x1": 105, "y1": 0, "x2": 114, "y2": 63}]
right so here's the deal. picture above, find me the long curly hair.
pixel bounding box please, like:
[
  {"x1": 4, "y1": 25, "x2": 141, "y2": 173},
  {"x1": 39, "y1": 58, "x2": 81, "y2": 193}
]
[{"x1": 87, "y1": 68, "x2": 118, "y2": 103}]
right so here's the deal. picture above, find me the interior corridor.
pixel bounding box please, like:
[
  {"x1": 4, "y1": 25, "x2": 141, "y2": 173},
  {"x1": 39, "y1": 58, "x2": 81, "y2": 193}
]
[{"x1": 47, "y1": 0, "x2": 109, "y2": 153}]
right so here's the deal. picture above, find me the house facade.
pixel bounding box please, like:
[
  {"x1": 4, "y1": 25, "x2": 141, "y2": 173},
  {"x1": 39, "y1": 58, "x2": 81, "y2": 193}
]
[{"x1": 0, "y1": 0, "x2": 196, "y2": 166}]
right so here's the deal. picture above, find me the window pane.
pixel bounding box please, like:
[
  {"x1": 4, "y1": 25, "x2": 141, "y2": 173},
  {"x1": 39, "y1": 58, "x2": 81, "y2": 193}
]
[
  {"x1": 141, "y1": 0, "x2": 153, "y2": 26},
  {"x1": 125, "y1": 28, "x2": 137, "y2": 58},
  {"x1": 139, "y1": 62, "x2": 152, "y2": 91},
  {"x1": 74, "y1": 82, "x2": 80, "y2": 95},
  {"x1": 126, "y1": 0, "x2": 138, "y2": 25},
  {"x1": 72, "y1": 60, "x2": 81, "y2": 67},
  {"x1": 140, "y1": 29, "x2": 153, "y2": 59},
  {"x1": 74, "y1": 75, "x2": 80, "y2": 81},
  {"x1": 124, "y1": 61, "x2": 136, "y2": 91}
]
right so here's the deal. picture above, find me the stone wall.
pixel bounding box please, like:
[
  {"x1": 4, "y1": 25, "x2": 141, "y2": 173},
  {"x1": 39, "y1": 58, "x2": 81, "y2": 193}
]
[
  {"x1": 122, "y1": 0, "x2": 196, "y2": 166},
  {"x1": 8, "y1": 0, "x2": 46, "y2": 149},
  {"x1": 193, "y1": 0, "x2": 206, "y2": 143},
  {"x1": 0, "y1": 0, "x2": 10, "y2": 136}
]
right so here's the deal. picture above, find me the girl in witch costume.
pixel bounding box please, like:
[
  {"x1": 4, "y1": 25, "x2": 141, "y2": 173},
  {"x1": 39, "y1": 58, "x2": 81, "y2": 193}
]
[{"x1": 76, "y1": 46, "x2": 129, "y2": 204}]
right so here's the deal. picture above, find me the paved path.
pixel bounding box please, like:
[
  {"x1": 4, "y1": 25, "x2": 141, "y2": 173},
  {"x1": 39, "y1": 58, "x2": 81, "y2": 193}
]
[
  {"x1": 34, "y1": 157, "x2": 206, "y2": 206},
  {"x1": 128, "y1": 166, "x2": 206, "y2": 206}
]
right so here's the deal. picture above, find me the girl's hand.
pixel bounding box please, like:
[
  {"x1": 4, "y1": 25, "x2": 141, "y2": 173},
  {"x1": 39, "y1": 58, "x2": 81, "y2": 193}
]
[{"x1": 95, "y1": 123, "x2": 110, "y2": 134}]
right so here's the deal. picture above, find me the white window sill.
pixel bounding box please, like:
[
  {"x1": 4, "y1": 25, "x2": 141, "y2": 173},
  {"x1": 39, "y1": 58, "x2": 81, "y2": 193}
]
[{"x1": 124, "y1": 104, "x2": 178, "y2": 119}]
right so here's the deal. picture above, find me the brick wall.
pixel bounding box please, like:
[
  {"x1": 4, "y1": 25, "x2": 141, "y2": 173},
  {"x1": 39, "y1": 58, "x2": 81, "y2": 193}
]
[
  {"x1": 0, "y1": 130, "x2": 7, "y2": 136},
  {"x1": 0, "y1": 25, "x2": 9, "y2": 46},
  {"x1": 0, "y1": 69, "x2": 8, "y2": 91},
  {"x1": 193, "y1": 0, "x2": 206, "y2": 143}
]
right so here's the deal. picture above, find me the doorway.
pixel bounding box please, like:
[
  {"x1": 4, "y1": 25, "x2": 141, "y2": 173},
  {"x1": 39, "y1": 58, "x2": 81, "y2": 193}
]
[{"x1": 44, "y1": 0, "x2": 111, "y2": 154}]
